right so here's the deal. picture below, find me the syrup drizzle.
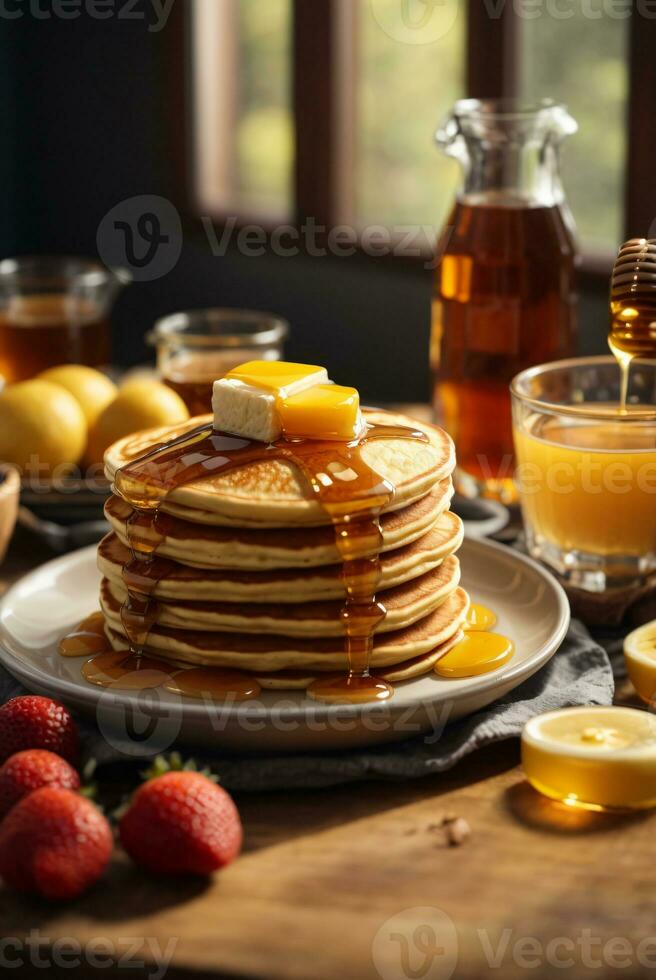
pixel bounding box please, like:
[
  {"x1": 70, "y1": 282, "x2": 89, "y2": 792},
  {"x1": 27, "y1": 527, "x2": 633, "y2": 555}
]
[
  {"x1": 609, "y1": 239, "x2": 656, "y2": 411},
  {"x1": 109, "y1": 421, "x2": 429, "y2": 703}
]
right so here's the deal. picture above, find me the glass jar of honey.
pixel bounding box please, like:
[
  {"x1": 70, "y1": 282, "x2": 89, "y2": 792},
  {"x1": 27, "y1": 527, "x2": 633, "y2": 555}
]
[{"x1": 431, "y1": 99, "x2": 579, "y2": 502}]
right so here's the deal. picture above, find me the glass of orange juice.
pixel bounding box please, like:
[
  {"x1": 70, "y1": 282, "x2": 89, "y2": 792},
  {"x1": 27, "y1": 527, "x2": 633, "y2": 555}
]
[{"x1": 512, "y1": 356, "x2": 656, "y2": 591}]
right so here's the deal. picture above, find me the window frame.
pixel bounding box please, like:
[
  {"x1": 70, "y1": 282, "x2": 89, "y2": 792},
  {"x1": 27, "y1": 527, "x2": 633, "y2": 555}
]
[{"x1": 175, "y1": 0, "x2": 653, "y2": 279}]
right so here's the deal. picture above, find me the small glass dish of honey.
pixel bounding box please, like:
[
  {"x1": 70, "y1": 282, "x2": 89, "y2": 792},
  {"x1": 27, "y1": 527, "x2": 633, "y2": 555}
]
[
  {"x1": 148, "y1": 309, "x2": 289, "y2": 417},
  {"x1": 0, "y1": 255, "x2": 130, "y2": 384}
]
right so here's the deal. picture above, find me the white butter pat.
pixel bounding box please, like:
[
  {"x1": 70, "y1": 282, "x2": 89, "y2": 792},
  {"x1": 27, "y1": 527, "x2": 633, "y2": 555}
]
[
  {"x1": 212, "y1": 379, "x2": 282, "y2": 442},
  {"x1": 212, "y1": 361, "x2": 329, "y2": 442}
]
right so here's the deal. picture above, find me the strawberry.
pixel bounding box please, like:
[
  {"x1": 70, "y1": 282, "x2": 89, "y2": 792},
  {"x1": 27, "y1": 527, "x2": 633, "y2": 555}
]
[
  {"x1": 119, "y1": 771, "x2": 242, "y2": 875},
  {"x1": 0, "y1": 696, "x2": 79, "y2": 765},
  {"x1": 0, "y1": 787, "x2": 112, "y2": 899},
  {"x1": 0, "y1": 750, "x2": 80, "y2": 820}
]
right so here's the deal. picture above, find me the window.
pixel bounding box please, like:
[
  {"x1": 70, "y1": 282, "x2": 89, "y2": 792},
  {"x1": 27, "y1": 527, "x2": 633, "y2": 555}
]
[
  {"x1": 347, "y1": 0, "x2": 464, "y2": 231},
  {"x1": 193, "y1": 0, "x2": 294, "y2": 221},
  {"x1": 520, "y1": 13, "x2": 628, "y2": 252},
  {"x1": 189, "y1": 1, "x2": 655, "y2": 265}
]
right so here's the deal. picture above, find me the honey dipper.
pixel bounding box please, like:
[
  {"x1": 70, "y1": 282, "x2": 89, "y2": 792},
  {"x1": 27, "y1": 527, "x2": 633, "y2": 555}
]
[
  {"x1": 609, "y1": 238, "x2": 656, "y2": 409},
  {"x1": 610, "y1": 238, "x2": 656, "y2": 359}
]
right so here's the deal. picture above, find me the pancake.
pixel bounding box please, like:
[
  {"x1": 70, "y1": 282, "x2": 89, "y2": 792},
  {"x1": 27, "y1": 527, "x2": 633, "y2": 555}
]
[
  {"x1": 103, "y1": 409, "x2": 455, "y2": 527},
  {"x1": 104, "y1": 586, "x2": 470, "y2": 671},
  {"x1": 378, "y1": 630, "x2": 465, "y2": 682},
  {"x1": 104, "y1": 478, "x2": 454, "y2": 570},
  {"x1": 251, "y1": 630, "x2": 466, "y2": 688},
  {"x1": 140, "y1": 630, "x2": 467, "y2": 692},
  {"x1": 98, "y1": 511, "x2": 464, "y2": 604},
  {"x1": 100, "y1": 554, "x2": 460, "y2": 637}
]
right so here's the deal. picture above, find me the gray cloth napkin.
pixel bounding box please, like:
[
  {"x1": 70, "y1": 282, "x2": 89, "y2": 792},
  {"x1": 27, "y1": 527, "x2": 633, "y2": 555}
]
[{"x1": 0, "y1": 618, "x2": 614, "y2": 792}]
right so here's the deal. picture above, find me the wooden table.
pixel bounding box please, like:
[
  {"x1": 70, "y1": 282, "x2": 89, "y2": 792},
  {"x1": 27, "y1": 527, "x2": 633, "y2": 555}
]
[{"x1": 0, "y1": 533, "x2": 654, "y2": 979}]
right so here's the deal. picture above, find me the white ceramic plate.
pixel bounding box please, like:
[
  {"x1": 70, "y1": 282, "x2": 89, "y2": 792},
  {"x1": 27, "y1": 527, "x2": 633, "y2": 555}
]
[{"x1": 0, "y1": 538, "x2": 569, "y2": 752}]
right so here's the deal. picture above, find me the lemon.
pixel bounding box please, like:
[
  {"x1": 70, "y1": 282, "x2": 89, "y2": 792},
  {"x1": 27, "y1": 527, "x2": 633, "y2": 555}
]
[
  {"x1": 86, "y1": 379, "x2": 189, "y2": 465},
  {"x1": 39, "y1": 364, "x2": 117, "y2": 428},
  {"x1": 624, "y1": 620, "x2": 656, "y2": 704},
  {"x1": 0, "y1": 380, "x2": 87, "y2": 474}
]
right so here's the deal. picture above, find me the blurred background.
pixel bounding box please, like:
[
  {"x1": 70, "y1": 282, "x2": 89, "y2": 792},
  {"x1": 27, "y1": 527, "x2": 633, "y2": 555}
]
[{"x1": 0, "y1": 0, "x2": 646, "y2": 403}]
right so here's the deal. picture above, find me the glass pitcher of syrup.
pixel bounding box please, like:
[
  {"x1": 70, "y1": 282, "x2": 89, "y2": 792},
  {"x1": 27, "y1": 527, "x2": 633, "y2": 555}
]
[{"x1": 431, "y1": 99, "x2": 579, "y2": 502}]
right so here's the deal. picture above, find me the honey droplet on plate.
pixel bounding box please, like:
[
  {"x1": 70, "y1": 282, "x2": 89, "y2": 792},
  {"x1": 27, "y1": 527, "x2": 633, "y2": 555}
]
[
  {"x1": 435, "y1": 632, "x2": 514, "y2": 678},
  {"x1": 165, "y1": 667, "x2": 261, "y2": 701},
  {"x1": 307, "y1": 673, "x2": 393, "y2": 704},
  {"x1": 465, "y1": 603, "x2": 497, "y2": 632},
  {"x1": 81, "y1": 651, "x2": 174, "y2": 690}
]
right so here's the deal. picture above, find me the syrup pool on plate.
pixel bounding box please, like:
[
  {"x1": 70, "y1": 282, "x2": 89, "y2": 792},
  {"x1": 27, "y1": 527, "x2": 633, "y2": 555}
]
[
  {"x1": 57, "y1": 613, "x2": 263, "y2": 697},
  {"x1": 435, "y1": 631, "x2": 514, "y2": 678},
  {"x1": 59, "y1": 615, "x2": 175, "y2": 690},
  {"x1": 434, "y1": 600, "x2": 513, "y2": 679},
  {"x1": 81, "y1": 650, "x2": 174, "y2": 690},
  {"x1": 165, "y1": 668, "x2": 262, "y2": 702},
  {"x1": 57, "y1": 611, "x2": 108, "y2": 657}
]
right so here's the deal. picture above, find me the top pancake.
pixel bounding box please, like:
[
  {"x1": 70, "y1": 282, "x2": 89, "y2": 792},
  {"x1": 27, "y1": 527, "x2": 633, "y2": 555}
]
[{"x1": 103, "y1": 409, "x2": 455, "y2": 528}]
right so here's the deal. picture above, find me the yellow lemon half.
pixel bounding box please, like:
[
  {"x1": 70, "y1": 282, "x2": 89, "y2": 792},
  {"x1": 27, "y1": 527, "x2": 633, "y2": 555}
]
[
  {"x1": 0, "y1": 380, "x2": 87, "y2": 474},
  {"x1": 39, "y1": 364, "x2": 117, "y2": 428},
  {"x1": 624, "y1": 620, "x2": 656, "y2": 705},
  {"x1": 87, "y1": 379, "x2": 189, "y2": 465}
]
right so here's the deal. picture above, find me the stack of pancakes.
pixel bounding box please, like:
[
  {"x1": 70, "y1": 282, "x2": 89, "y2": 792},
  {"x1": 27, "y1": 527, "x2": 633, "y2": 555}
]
[{"x1": 97, "y1": 409, "x2": 469, "y2": 690}]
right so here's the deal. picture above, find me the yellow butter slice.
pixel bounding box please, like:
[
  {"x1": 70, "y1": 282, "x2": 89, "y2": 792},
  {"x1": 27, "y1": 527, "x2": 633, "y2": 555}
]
[
  {"x1": 280, "y1": 385, "x2": 361, "y2": 441},
  {"x1": 225, "y1": 361, "x2": 327, "y2": 396}
]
